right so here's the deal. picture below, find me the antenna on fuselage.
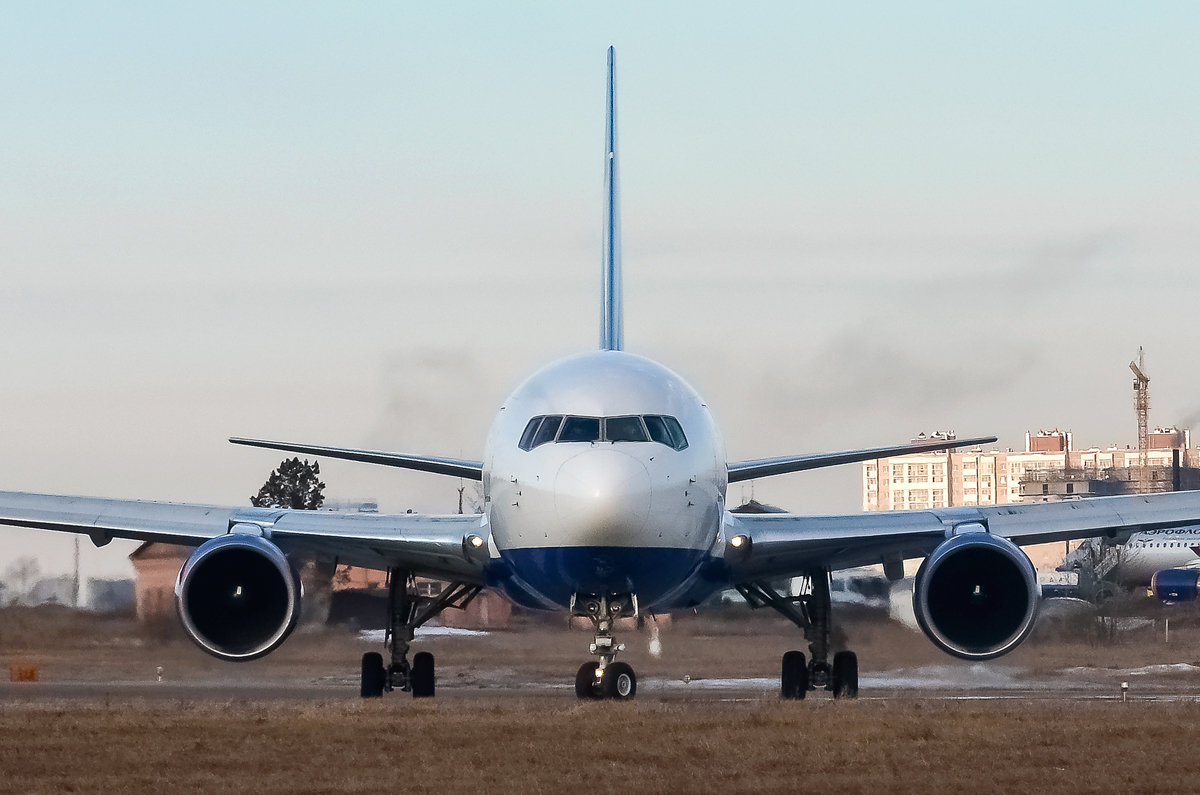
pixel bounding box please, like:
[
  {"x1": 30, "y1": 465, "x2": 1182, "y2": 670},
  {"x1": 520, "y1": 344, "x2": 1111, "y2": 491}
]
[{"x1": 600, "y1": 46, "x2": 623, "y2": 352}]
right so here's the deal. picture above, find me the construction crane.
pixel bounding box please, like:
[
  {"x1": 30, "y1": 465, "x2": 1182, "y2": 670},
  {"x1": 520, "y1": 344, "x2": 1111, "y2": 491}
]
[{"x1": 1130, "y1": 347, "x2": 1149, "y2": 472}]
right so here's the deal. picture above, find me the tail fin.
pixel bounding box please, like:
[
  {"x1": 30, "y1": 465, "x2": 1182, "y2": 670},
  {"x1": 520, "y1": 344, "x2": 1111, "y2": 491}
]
[{"x1": 600, "y1": 46, "x2": 623, "y2": 351}]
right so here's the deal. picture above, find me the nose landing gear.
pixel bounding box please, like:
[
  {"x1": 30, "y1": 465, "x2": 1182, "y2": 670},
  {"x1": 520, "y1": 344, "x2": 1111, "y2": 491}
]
[{"x1": 572, "y1": 593, "x2": 639, "y2": 701}]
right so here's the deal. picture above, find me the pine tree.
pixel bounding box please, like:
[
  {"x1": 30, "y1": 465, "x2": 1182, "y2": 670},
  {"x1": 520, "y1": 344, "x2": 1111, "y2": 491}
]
[{"x1": 251, "y1": 458, "x2": 326, "y2": 510}]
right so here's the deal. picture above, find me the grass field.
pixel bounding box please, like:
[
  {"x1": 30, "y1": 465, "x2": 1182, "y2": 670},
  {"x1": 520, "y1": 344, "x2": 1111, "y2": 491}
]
[{"x1": 2, "y1": 698, "x2": 1198, "y2": 793}]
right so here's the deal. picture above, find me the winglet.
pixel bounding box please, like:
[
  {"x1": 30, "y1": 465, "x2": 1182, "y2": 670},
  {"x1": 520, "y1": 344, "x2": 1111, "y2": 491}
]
[{"x1": 600, "y1": 46, "x2": 623, "y2": 351}]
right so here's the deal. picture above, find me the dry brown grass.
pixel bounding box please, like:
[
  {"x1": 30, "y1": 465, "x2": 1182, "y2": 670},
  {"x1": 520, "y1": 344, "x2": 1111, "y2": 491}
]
[{"x1": 1, "y1": 698, "x2": 1198, "y2": 793}]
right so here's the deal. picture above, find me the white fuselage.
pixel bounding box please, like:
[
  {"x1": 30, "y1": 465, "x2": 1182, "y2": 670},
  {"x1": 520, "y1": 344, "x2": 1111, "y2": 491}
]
[
  {"x1": 1113, "y1": 527, "x2": 1200, "y2": 585},
  {"x1": 480, "y1": 350, "x2": 728, "y2": 609}
]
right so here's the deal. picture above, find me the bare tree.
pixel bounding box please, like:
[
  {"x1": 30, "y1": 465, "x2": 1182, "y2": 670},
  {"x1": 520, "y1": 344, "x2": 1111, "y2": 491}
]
[{"x1": 4, "y1": 557, "x2": 41, "y2": 606}]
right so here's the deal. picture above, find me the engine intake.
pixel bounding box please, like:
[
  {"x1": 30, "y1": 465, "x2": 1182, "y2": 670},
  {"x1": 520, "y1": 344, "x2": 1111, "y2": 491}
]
[
  {"x1": 913, "y1": 532, "x2": 1039, "y2": 660},
  {"x1": 175, "y1": 534, "x2": 301, "y2": 661}
]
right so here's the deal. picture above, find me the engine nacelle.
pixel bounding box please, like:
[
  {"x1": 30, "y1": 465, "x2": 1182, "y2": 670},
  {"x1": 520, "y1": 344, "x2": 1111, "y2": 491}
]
[
  {"x1": 1150, "y1": 569, "x2": 1200, "y2": 604},
  {"x1": 175, "y1": 534, "x2": 302, "y2": 661},
  {"x1": 913, "y1": 532, "x2": 1039, "y2": 660}
]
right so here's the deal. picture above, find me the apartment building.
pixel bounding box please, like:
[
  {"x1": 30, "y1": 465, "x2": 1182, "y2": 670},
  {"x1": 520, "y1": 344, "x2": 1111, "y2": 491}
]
[{"x1": 863, "y1": 428, "x2": 1196, "y2": 512}]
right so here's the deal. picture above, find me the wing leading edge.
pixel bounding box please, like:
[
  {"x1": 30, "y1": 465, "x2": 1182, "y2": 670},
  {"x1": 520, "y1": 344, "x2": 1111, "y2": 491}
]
[
  {"x1": 229, "y1": 437, "x2": 483, "y2": 481},
  {"x1": 0, "y1": 490, "x2": 487, "y2": 582},
  {"x1": 723, "y1": 490, "x2": 1200, "y2": 582},
  {"x1": 727, "y1": 435, "x2": 997, "y2": 483}
]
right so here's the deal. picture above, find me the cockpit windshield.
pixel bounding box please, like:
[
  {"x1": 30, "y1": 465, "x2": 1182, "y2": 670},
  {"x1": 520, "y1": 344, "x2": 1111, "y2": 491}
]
[
  {"x1": 605, "y1": 416, "x2": 649, "y2": 442},
  {"x1": 559, "y1": 416, "x2": 601, "y2": 443},
  {"x1": 518, "y1": 414, "x2": 688, "y2": 451}
]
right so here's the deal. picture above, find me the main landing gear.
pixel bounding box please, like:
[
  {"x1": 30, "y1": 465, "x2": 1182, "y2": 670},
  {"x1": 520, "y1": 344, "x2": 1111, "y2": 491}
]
[
  {"x1": 572, "y1": 593, "x2": 638, "y2": 701},
  {"x1": 737, "y1": 569, "x2": 859, "y2": 700},
  {"x1": 360, "y1": 569, "x2": 481, "y2": 699}
]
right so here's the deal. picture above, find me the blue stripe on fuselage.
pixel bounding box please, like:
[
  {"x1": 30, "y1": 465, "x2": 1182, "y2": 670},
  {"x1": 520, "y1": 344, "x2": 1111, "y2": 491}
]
[{"x1": 490, "y1": 545, "x2": 709, "y2": 609}]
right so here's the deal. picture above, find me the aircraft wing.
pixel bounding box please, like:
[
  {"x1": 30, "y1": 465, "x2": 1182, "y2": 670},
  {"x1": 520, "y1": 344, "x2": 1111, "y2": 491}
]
[
  {"x1": 723, "y1": 490, "x2": 1200, "y2": 582},
  {"x1": 727, "y1": 435, "x2": 997, "y2": 483},
  {"x1": 0, "y1": 490, "x2": 487, "y2": 582},
  {"x1": 228, "y1": 437, "x2": 483, "y2": 481}
]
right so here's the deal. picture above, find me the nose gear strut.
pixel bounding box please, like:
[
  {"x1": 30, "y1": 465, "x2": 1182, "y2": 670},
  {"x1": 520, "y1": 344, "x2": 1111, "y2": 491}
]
[{"x1": 571, "y1": 593, "x2": 639, "y2": 700}]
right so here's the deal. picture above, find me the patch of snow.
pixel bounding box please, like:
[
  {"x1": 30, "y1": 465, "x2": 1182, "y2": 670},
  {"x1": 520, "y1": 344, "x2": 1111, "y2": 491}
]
[
  {"x1": 357, "y1": 626, "x2": 489, "y2": 643},
  {"x1": 888, "y1": 582, "x2": 919, "y2": 631},
  {"x1": 861, "y1": 665, "x2": 1024, "y2": 690},
  {"x1": 1126, "y1": 663, "x2": 1200, "y2": 676},
  {"x1": 650, "y1": 666, "x2": 1027, "y2": 691},
  {"x1": 830, "y1": 591, "x2": 889, "y2": 609},
  {"x1": 658, "y1": 677, "x2": 779, "y2": 690}
]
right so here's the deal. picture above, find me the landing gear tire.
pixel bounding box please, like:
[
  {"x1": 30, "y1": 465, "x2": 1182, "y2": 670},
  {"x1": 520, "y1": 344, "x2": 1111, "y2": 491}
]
[
  {"x1": 411, "y1": 651, "x2": 436, "y2": 698},
  {"x1": 361, "y1": 652, "x2": 385, "y2": 699},
  {"x1": 781, "y1": 650, "x2": 808, "y2": 700},
  {"x1": 602, "y1": 662, "x2": 637, "y2": 700},
  {"x1": 575, "y1": 661, "x2": 603, "y2": 699},
  {"x1": 831, "y1": 651, "x2": 858, "y2": 699}
]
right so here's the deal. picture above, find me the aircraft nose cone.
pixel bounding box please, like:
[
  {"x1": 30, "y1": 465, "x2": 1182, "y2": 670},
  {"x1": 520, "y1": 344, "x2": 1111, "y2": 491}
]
[{"x1": 555, "y1": 449, "x2": 652, "y2": 544}]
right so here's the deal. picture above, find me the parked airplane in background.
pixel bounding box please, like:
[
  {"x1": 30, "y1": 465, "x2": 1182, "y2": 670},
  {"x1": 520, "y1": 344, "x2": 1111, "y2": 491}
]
[
  {"x1": 6, "y1": 48, "x2": 1200, "y2": 701},
  {"x1": 1061, "y1": 527, "x2": 1200, "y2": 603}
]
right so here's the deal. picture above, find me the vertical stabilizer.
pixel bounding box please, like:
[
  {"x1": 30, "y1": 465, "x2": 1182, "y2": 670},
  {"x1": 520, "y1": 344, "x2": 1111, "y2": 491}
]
[{"x1": 600, "y1": 46, "x2": 623, "y2": 351}]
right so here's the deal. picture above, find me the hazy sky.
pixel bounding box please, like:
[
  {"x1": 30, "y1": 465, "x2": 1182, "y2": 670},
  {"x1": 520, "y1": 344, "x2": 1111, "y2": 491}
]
[{"x1": 2, "y1": 3, "x2": 1199, "y2": 583}]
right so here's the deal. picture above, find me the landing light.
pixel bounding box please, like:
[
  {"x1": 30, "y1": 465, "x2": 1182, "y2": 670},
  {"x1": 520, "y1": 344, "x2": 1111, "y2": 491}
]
[
  {"x1": 726, "y1": 534, "x2": 751, "y2": 558},
  {"x1": 463, "y1": 534, "x2": 488, "y2": 559}
]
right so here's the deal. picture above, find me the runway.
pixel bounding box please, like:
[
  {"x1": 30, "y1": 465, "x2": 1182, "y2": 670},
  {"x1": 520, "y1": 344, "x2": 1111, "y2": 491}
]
[{"x1": 5, "y1": 663, "x2": 1198, "y2": 704}]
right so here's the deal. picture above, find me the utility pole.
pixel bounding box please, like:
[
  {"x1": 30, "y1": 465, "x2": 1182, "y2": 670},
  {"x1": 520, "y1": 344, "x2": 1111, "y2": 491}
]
[{"x1": 72, "y1": 536, "x2": 80, "y2": 608}]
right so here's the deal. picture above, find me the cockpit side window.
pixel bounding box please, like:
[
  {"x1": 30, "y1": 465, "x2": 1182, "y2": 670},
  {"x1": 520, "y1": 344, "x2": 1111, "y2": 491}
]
[
  {"x1": 531, "y1": 415, "x2": 563, "y2": 448},
  {"x1": 643, "y1": 415, "x2": 673, "y2": 447},
  {"x1": 645, "y1": 415, "x2": 688, "y2": 451},
  {"x1": 604, "y1": 416, "x2": 649, "y2": 442},
  {"x1": 518, "y1": 418, "x2": 542, "y2": 451},
  {"x1": 559, "y1": 416, "x2": 601, "y2": 443},
  {"x1": 662, "y1": 416, "x2": 688, "y2": 450}
]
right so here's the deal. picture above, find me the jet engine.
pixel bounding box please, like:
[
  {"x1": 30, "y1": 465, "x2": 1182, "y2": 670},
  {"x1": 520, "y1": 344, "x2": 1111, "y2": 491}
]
[
  {"x1": 1150, "y1": 569, "x2": 1200, "y2": 604},
  {"x1": 912, "y1": 532, "x2": 1039, "y2": 660},
  {"x1": 175, "y1": 534, "x2": 302, "y2": 661}
]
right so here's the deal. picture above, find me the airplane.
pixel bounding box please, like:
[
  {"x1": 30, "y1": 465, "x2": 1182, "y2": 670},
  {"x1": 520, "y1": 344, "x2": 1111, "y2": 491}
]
[
  {"x1": 1059, "y1": 527, "x2": 1200, "y2": 603},
  {"x1": 6, "y1": 47, "x2": 1200, "y2": 701}
]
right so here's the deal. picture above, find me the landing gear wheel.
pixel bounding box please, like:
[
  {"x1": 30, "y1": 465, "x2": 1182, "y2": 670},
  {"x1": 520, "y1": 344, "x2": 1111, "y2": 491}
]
[
  {"x1": 411, "y1": 651, "x2": 435, "y2": 698},
  {"x1": 575, "y1": 661, "x2": 603, "y2": 699},
  {"x1": 602, "y1": 662, "x2": 637, "y2": 700},
  {"x1": 831, "y1": 651, "x2": 858, "y2": 699},
  {"x1": 781, "y1": 650, "x2": 808, "y2": 700},
  {"x1": 361, "y1": 652, "x2": 385, "y2": 698}
]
